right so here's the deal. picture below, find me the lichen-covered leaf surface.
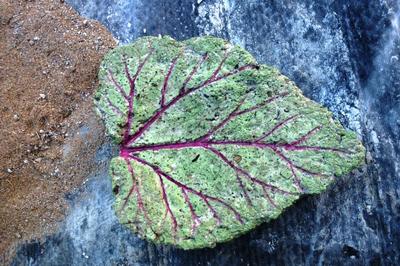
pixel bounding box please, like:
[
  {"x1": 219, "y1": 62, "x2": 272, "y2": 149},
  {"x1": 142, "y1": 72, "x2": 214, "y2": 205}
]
[{"x1": 94, "y1": 36, "x2": 365, "y2": 249}]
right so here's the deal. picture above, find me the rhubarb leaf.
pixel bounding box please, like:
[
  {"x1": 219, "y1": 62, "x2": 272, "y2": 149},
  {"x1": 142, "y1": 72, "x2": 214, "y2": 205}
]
[{"x1": 94, "y1": 36, "x2": 365, "y2": 249}]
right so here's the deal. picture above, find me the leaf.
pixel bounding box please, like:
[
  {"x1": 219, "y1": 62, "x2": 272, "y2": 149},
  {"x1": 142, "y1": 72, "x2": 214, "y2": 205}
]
[{"x1": 94, "y1": 36, "x2": 365, "y2": 249}]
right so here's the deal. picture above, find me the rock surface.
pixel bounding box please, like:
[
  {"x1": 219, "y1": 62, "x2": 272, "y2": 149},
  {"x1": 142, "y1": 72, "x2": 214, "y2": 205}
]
[{"x1": 8, "y1": 0, "x2": 400, "y2": 265}]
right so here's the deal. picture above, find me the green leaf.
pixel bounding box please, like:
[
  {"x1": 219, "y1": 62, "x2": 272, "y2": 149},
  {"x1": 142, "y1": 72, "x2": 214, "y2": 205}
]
[{"x1": 94, "y1": 36, "x2": 365, "y2": 249}]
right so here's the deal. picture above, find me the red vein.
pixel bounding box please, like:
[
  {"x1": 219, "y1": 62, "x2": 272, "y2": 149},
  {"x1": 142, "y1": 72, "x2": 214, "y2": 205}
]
[
  {"x1": 203, "y1": 198, "x2": 222, "y2": 225},
  {"x1": 126, "y1": 60, "x2": 258, "y2": 145},
  {"x1": 235, "y1": 92, "x2": 289, "y2": 116},
  {"x1": 289, "y1": 163, "x2": 303, "y2": 192},
  {"x1": 181, "y1": 188, "x2": 201, "y2": 235},
  {"x1": 207, "y1": 146, "x2": 296, "y2": 197},
  {"x1": 134, "y1": 167, "x2": 153, "y2": 227},
  {"x1": 180, "y1": 53, "x2": 208, "y2": 94},
  {"x1": 207, "y1": 146, "x2": 288, "y2": 208},
  {"x1": 119, "y1": 160, "x2": 137, "y2": 211},
  {"x1": 208, "y1": 64, "x2": 258, "y2": 84},
  {"x1": 157, "y1": 172, "x2": 178, "y2": 234},
  {"x1": 281, "y1": 144, "x2": 349, "y2": 153},
  {"x1": 130, "y1": 154, "x2": 243, "y2": 225},
  {"x1": 122, "y1": 139, "x2": 345, "y2": 156},
  {"x1": 123, "y1": 60, "x2": 133, "y2": 85},
  {"x1": 262, "y1": 186, "x2": 277, "y2": 208},
  {"x1": 161, "y1": 55, "x2": 180, "y2": 106},
  {"x1": 236, "y1": 173, "x2": 253, "y2": 206},
  {"x1": 272, "y1": 147, "x2": 326, "y2": 178},
  {"x1": 255, "y1": 115, "x2": 299, "y2": 142},
  {"x1": 199, "y1": 97, "x2": 246, "y2": 141},
  {"x1": 200, "y1": 92, "x2": 289, "y2": 141},
  {"x1": 120, "y1": 159, "x2": 154, "y2": 228},
  {"x1": 209, "y1": 50, "x2": 230, "y2": 80},
  {"x1": 108, "y1": 69, "x2": 128, "y2": 100},
  {"x1": 105, "y1": 97, "x2": 125, "y2": 116},
  {"x1": 123, "y1": 48, "x2": 154, "y2": 143},
  {"x1": 289, "y1": 126, "x2": 322, "y2": 146}
]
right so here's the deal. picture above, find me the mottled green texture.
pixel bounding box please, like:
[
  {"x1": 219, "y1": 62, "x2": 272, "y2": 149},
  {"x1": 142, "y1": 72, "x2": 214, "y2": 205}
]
[{"x1": 94, "y1": 36, "x2": 365, "y2": 249}]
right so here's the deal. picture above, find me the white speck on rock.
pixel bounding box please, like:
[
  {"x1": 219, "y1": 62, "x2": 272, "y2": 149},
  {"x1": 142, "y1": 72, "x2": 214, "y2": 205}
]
[{"x1": 371, "y1": 130, "x2": 379, "y2": 144}]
